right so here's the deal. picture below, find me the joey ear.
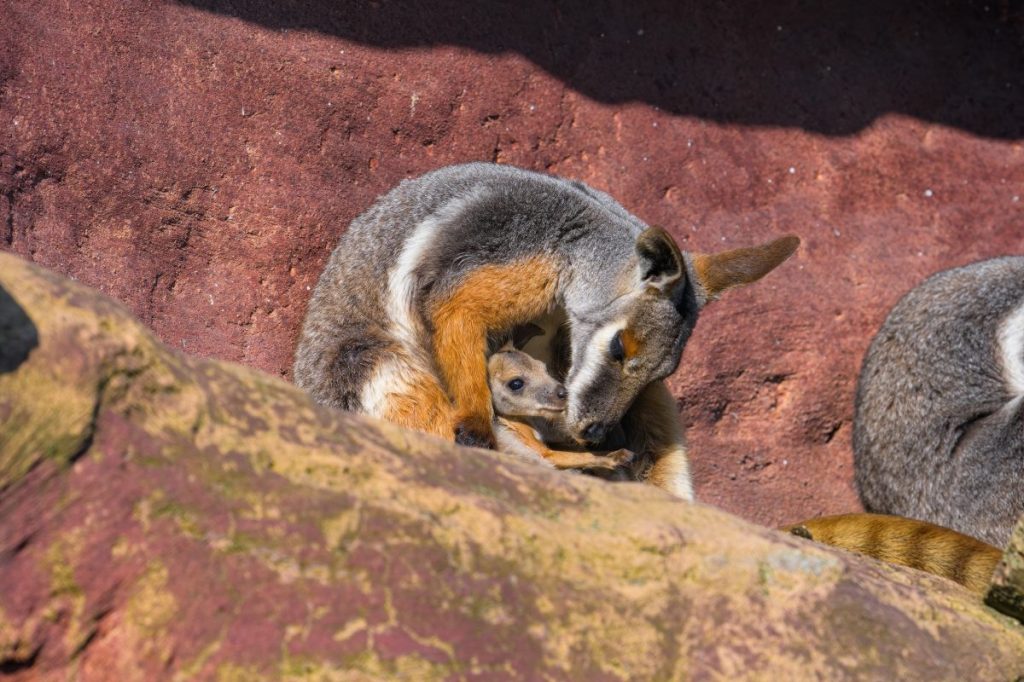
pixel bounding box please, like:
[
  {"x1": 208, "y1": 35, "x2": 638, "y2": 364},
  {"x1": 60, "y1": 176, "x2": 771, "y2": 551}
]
[
  {"x1": 511, "y1": 322, "x2": 545, "y2": 350},
  {"x1": 635, "y1": 226, "x2": 684, "y2": 292},
  {"x1": 692, "y1": 235, "x2": 800, "y2": 302}
]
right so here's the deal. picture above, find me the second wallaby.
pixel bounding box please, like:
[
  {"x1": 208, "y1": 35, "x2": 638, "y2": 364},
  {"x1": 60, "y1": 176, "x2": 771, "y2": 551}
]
[
  {"x1": 487, "y1": 343, "x2": 635, "y2": 473},
  {"x1": 783, "y1": 513, "x2": 1002, "y2": 595},
  {"x1": 854, "y1": 256, "x2": 1024, "y2": 547}
]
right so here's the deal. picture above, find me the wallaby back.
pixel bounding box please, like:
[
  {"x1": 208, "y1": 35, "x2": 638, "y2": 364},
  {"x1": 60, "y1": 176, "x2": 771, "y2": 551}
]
[
  {"x1": 783, "y1": 513, "x2": 1002, "y2": 595},
  {"x1": 853, "y1": 256, "x2": 1024, "y2": 546}
]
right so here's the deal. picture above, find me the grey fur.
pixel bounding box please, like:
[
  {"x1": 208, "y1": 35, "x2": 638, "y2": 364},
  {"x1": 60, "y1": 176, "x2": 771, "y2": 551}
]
[{"x1": 853, "y1": 256, "x2": 1024, "y2": 547}]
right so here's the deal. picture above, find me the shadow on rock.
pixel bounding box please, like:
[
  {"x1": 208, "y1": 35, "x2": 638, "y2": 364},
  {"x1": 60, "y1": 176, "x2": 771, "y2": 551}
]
[
  {"x1": 0, "y1": 284, "x2": 38, "y2": 374},
  {"x1": 177, "y1": 0, "x2": 1024, "y2": 138}
]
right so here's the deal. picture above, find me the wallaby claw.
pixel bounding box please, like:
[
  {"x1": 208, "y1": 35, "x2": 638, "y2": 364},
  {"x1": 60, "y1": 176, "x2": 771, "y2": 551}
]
[
  {"x1": 604, "y1": 448, "x2": 635, "y2": 465},
  {"x1": 454, "y1": 417, "x2": 497, "y2": 450},
  {"x1": 573, "y1": 449, "x2": 635, "y2": 471}
]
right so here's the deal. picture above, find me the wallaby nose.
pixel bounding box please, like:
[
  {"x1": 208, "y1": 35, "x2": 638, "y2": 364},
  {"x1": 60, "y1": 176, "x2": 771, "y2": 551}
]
[
  {"x1": 543, "y1": 385, "x2": 568, "y2": 412},
  {"x1": 581, "y1": 421, "x2": 608, "y2": 444}
]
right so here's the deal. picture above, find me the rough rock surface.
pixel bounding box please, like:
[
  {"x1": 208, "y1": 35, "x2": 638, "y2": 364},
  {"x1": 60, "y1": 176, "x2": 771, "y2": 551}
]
[
  {"x1": 988, "y1": 516, "x2": 1024, "y2": 622},
  {"x1": 3, "y1": 253, "x2": 1024, "y2": 680},
  {"x1": 2, "y1": 0, "x2": 1023, "y2": 526}
]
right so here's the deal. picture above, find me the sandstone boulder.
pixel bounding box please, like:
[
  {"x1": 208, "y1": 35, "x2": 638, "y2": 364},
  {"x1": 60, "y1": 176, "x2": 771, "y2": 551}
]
[
  {"x1": 988, "y1": 516, "x2": 1024, "y2": 623},
  {"x1": 2, "y1": 253, "x2": 1023, "y2": 679}
]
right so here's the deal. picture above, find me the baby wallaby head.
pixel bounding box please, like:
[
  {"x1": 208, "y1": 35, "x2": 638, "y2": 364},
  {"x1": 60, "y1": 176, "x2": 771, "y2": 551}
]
[{"x1": 488, "y1": 347, "x2": 568, "y2": 420}]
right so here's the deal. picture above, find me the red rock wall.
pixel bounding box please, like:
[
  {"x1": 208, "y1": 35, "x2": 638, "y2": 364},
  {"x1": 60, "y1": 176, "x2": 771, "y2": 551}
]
[{"x1": 2, "y1": 0, "x2": 1023, "y2": 527}]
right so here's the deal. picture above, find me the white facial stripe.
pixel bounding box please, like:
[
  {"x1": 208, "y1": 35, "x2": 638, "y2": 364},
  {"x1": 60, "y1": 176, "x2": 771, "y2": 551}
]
[
  {"x1": 567, "y1": 320, "x2": 626, "y2": 398},
  {"x1": 998, "y1": 299, "x2": 1024, "y2": 395}
]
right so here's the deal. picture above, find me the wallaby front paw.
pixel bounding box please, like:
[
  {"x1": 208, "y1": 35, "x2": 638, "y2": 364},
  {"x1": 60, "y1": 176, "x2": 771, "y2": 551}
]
[
  {"x1": 454, "y1": 416, "x2": 497, "y2": 449},
  {"x1": 578, "y1": 449, "x2": 635, "y2": 472},
  {"x1": 605, "y1": 448, "x2": 635, "y2": 465}
]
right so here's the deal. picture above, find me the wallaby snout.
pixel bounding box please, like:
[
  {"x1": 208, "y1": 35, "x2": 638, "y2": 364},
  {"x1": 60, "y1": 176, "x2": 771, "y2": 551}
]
[
  {"x1": 533, "y1": 381, "x2": 568, "y2": 412},
  {"x1": 579, "y1": 421, "x2": 610, "y2": 446},
  {"x1": 544, "y1": 382, "x2": 569, "y2": 409}
]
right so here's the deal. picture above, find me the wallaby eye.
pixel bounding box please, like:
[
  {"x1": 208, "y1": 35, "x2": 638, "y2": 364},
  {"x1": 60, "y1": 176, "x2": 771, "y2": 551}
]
[
  {"x1": 609, "y1": 330, "x2": 626, "y2": 363},
  {"x1": 507, "y1": 378, "x2": 525, "y2": 392}
]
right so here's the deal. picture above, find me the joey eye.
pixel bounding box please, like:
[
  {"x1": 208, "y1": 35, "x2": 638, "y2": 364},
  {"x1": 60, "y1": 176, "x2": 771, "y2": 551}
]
[
  {"x1": 609, "y1": 331, "x2": 626, "y2": 363},
  {"x1": 507, "y1": 378, "x2": 525, "y2": 392}
]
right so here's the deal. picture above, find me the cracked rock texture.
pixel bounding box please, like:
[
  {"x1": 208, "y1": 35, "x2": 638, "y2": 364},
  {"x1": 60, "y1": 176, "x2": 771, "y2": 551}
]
[
  {"x1": 3, "y1": 253, "x2": 1024, "y2": 680},
  {"x1": 2, "y1": 0, "x2": 1023, "y2": 527}
]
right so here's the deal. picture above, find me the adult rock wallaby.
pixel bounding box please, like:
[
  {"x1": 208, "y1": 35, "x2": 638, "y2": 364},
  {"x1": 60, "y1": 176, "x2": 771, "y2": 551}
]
[
  {"x1": 854, "y1": 257, "x2": 1024, "y2": 546},
  {"x1": 294, "y1": 162, "x2": 799, "y2": 500}
]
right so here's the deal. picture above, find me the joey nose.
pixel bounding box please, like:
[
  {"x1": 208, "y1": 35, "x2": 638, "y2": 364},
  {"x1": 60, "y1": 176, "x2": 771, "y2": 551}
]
[
  {"x1": 581, "y1": 421, "x2": 609, "y2": 445},
  {"x1": 545, "y1": 384, "x2": 568, "y2": 410}
]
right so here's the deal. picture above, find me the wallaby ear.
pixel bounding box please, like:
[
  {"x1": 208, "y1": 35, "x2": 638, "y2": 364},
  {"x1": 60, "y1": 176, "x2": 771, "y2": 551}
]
[
  {"x1": 511, "y1": 322, "x2": 545, "y2": 350},
  {"x1": 692, "y1": 235, "x2": 799, "y2": 302},
  {"x1": 635, "y1": 226, "x2": 684, "y2": 292}
]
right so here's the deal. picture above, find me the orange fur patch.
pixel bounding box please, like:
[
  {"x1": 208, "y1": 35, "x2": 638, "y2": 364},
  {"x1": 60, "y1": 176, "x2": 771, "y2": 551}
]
[
  {"x1": 621, "y1": 328, "x2": 642, "y2": 359},
  {"x1": 381, "y1": 371, "x2": 455, "y2": 439},
  {"x1": 431, "y1": 257, "x2": 559, "y2": 433},
  {"x1": 781, "y1": 513, "x2": 1001, "y2": 594},
  {"x1": 620, "y1": 380, "x2": 691, "y2": 498}
]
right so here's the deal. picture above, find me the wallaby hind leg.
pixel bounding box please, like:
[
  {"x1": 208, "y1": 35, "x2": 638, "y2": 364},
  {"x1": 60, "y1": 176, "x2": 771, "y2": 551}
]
[
  {"x1": 498, "y1": 418, "x2": 634, "y2": 471},
  {"x1": 544, "y1": 449, "x2": 634, "y2": 471},
  {"x1": 621, "y1": 380, "x2": 694, "y2": 501},
  {"x1": 372, "y1": 364, "x2": 455, "y2": 440}
]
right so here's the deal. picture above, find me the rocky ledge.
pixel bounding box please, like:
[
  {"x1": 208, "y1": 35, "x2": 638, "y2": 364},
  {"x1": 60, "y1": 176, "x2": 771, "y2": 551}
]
[{"x1": 1, "y1": 251, "x2": 1023, "y2": 679}]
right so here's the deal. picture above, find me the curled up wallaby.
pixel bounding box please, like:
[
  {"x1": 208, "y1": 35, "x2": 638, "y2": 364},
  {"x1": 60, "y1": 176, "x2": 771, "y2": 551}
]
[
  {"x1": 854, "y1": 257, "x2": 1024, "y2": 546},
  {"x1": 293, "y1": 162, "x2": 799, "y2": 500}
]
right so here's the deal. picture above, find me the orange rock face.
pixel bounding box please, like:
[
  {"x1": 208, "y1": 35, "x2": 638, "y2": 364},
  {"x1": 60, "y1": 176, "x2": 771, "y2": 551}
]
[{"x1": 2, "y1": 0, "x2": 1023, "y2": 528}]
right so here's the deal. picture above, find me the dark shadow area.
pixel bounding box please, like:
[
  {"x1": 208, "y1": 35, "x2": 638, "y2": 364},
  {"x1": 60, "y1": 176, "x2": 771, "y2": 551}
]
[
  {"x1": 0, "y1": 285, "x2": 38, "y2": 374},
  {"x1": 177, "y1": 0, "x2": 1024, "y2": 138}
]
